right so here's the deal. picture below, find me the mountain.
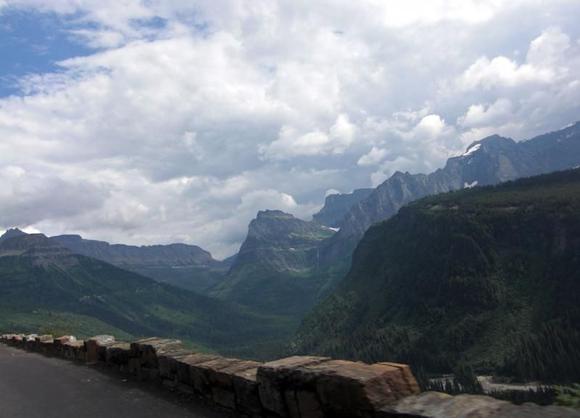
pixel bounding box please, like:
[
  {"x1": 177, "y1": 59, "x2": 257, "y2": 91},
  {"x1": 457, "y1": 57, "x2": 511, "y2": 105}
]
[
  {"x1": 294, "y1": 169, "x2": 580, "y2": 382},
  {"x1": 312, "y1": 188, "x2": 374, "y2": 228},
  {"x1": 0, "y1": 228, "x2": 26, "y2": 242},
  {"x1": 321, "y1": 122, "x2": 580, "y2": 264},
  {"x1": 211, "y1": 210, "x2": 336, "y2": 316},
  {"x1": 0, "y1": 232, "x2": 286, "y2": 358},
  {"x1": 50, "y1": 234, "x2": 228, "y2": 293}
]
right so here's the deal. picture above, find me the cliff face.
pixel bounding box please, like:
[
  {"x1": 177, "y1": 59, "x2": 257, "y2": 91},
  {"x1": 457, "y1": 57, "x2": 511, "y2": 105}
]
[
  {"x1": 212, "y1": 210, "x2": 335, "y2": 316},
  {"x1": 295, "y1": 169, "x2": 580, "y2": 380},
  {"x1": 0, "y1": 228, "x2": 27, "y2": 243},
  {"x1": 50, "y1": 235, "x2": 227, "y2": 294},
  {"x1": 321, "y1": 122, "x2": 580, "y2": 264},
  {"x1": 312, "y1": 188, "x2": 374, "y2": 228}
]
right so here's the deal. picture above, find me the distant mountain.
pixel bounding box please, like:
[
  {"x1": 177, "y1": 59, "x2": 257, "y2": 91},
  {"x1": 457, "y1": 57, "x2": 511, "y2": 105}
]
[
  {"x1": 312, "y1": 188, "x2": 373, "y2": 228},
  {"x1": 211, "y1": 210, "x2": 336, "y2": 316},
  {"x1": 321, "y1": 122, "x2": 580, "y2": 264},
  {"x1": 294, "y1": 169, "x2": 580, "y2": 382},
  {"x1": 0, "y1": 232, "x2": 285, "y2": 358},
  {"x1": 50, "y1": 234, "x2": 228, "y2": 293},
  {"x1": 0, "y1": 228, "x2": 26, "y2": 242}
]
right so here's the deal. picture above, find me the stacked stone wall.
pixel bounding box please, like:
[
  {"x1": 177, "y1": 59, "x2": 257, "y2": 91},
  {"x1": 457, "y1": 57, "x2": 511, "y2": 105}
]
[{"x1": 2, "y1": 333, "x2": 578, "y2": 418}]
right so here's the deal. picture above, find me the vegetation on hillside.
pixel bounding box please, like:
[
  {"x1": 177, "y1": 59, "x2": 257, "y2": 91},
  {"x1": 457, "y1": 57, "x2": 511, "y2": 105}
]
[
  {"x1": 293, "y1": 169, "x2": 580, "y2": 383},
  {"x1": 0, "y1": 243, "x2": 291, "y2": 359}
]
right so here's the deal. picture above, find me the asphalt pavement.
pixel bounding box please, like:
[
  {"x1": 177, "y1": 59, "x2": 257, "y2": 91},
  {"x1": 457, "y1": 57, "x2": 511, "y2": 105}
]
[{"x1": 0, "y1": 344, "x2": 229, "y2": 418}]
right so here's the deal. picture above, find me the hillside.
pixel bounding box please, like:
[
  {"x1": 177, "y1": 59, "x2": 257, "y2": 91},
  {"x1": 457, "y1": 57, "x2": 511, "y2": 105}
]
[
  {"x1": 0, "y1": 233, "x2": 288, "y2": 358},
  {"x1": 211, "y1": 210, "x2": 336, "y2": 316},
  {"x1": 294, "y1": 169, "x2": 580, "y2": 382},
  {"x1": 51, "y1": 234, "x2": 228, "y2": 294},
  {"x1": 320, "y1": 122, "x2": 580, "y2": 265}
]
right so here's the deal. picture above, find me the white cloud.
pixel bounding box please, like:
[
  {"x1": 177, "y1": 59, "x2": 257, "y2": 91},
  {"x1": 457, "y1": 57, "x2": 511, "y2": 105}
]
[
  {"x1": 460, "y1": 98, "x2": 514, "y2": 128},
  {"x1": 459, "y1": 27, "x2": 573, "y2": 91},
  {"x1": 261, "y1": 114, "x2": 357, "y2": 160},
  {"x1": 1, "y1": 1, "x2": 580, "y2": 257},
  {"x1": 459, "y1": 56, "x2": 553, "y2": 90},
  {"x1": 358, "y1": 147, "x2": 388, "y2": 167}
]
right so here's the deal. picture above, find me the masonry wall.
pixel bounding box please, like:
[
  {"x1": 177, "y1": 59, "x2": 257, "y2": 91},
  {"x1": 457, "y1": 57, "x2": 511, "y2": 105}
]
[{"x1": 2, "y1": 333, "x2": 579, "y2": 418}]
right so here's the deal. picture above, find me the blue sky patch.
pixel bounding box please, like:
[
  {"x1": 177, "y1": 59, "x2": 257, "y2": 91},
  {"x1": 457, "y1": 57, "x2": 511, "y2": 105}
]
[{"x1": 0, "y1": 8, "x2": 93, "y2": 97}]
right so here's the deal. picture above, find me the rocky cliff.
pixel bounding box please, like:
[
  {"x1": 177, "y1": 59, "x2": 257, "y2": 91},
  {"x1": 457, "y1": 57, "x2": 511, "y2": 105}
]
[
  {"x1": 312, "y1": 188, "x2": 374, "y2": 228},
  {"x1": 321, "y1": 122, "x2": 580, "y2": 264},
  {"x1": 212, "y1": 210, "x2": 335, "y2": 316},
  {"x1": 50, "y1": 234, "x2": 228, "y2": 293}
]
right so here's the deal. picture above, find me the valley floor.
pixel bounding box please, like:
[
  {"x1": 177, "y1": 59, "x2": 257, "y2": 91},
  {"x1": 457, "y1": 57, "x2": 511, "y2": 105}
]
[{"x1": 0, "y1": 344, "x2": 227, "y2": 418}]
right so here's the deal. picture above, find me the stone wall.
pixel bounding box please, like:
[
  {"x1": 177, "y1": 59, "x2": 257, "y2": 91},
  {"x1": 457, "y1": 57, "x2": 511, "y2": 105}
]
[{"x1": 2, "y1": 333, "x2": 579, "y2": 418}]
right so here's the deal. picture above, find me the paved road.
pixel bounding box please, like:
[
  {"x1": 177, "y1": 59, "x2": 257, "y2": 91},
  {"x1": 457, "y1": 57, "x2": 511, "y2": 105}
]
[{"x1": 0, "y1": 344, "x2": 229, "y2": 418}]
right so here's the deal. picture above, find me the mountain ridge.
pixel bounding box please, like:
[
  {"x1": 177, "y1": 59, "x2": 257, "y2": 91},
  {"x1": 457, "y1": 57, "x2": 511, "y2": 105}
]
[
  {"x1": 46, "y1": 233, "x2": 229, "y2": 293},
  {"x1": 293, "y1": 168, "x2": 580, "y2": 381},
  {"x1": 319, "y1": 121, "x2": 580, "y2": 265},
  {"x1": 0, "y1": 232, "x2": 288, "y2": 358}
]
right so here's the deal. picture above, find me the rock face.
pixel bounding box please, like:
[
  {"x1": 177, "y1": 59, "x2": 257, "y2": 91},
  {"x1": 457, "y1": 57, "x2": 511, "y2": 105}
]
[
  {"x1": 0, "y1": 228, "x2": 27, "y2": 242},
  {"x1": 321, "y1": 122, "x2": 580, "y2": 264},
  {"x1": 0, "y1": 233, "x2": 80, "y2": 267},
  {"x1": 230, "y1": 210, "x2": 335, "y2": 274},
  {"x1": 51, "y1": 234, "x2": 228, "y2": 293},
  {"x1": 313, "y1": 188, "x2": 374, "y2": 228},
  {"x1": 212, "y1": 210, "x2": 336, "y2": 315}
]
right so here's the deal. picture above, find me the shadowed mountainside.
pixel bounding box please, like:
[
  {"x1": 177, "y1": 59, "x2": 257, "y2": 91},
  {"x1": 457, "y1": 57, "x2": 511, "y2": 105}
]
[
  {"x1": 0, "y1": 233, "x2": 289, "y2": 358},
  {"x1": 294, "y1": 169, "x2": 580, "y2": 382}
]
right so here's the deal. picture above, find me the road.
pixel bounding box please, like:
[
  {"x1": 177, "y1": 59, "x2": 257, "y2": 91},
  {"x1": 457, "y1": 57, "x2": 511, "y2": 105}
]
[{"x1": 0, "y1": 344, "x2": 229, "y2": 418}]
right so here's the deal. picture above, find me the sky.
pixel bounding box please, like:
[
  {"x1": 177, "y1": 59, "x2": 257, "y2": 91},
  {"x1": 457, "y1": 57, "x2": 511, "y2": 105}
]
[{"x1": 1, "y1": 0, "x2": 580, "y2": 258}]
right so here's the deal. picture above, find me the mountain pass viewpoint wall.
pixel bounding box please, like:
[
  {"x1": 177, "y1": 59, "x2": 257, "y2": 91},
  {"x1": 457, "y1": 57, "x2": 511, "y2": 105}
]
[
  {"x1": 1, "y1": 333, "x2": 417, "y2": 418},
  {"x1": 2, "y1": 333, "x2": 579, "y2": 418}
]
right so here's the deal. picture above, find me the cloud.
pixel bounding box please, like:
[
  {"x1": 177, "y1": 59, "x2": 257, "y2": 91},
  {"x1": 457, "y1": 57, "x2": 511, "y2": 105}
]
[
  {"x1": 455, "y1": 26, "x2": 580, "y2": 146},
  {"x1": 0, "y1": 1, "x2": 580, "y2": 257},
  {"x1": 358, "y1": 147, "x2": 388, "y2": 167},
  {"x1": 459, "y1": 98, "x2": 514, "y2": 128},
  {"x1": 261, "y1": 114, "x2": 357, "y2": 160},
  {"x1": 458, "y1": 27, "x2": 572, "y2": 91}
]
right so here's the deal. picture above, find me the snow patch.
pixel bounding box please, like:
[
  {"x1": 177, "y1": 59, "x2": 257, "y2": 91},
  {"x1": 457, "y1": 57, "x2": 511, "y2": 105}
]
[
  {"x1": 327, "y1": 227, "x2": 340, "y2": 232},
  {"x1": 463, "y1": 143, "x2": 481, "y2": 157},
  {"x1": 464, "y1": 181, "x2": 478, "y2": 188}
]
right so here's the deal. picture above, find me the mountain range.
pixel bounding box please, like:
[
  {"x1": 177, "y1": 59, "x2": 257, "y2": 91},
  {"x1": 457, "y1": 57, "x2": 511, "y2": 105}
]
[
  {"x1": 0, "y1": 231, "x2": 286, "y2": 358},
  {"x1": 2, "y1": 122, "x2": 580, "y2": 366},
  {"x1": 317, "y1": 122, "x2": 580, "y2": 265},
  {"x1": 294, "y1": 168, "x2": 580, "y2": 381},
  {"x1": 51, "y1": 234, "x2": 230, "y2": 293},
  {"x1": 216, "y1": 122, "x2": 580, "y2": 319}
]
